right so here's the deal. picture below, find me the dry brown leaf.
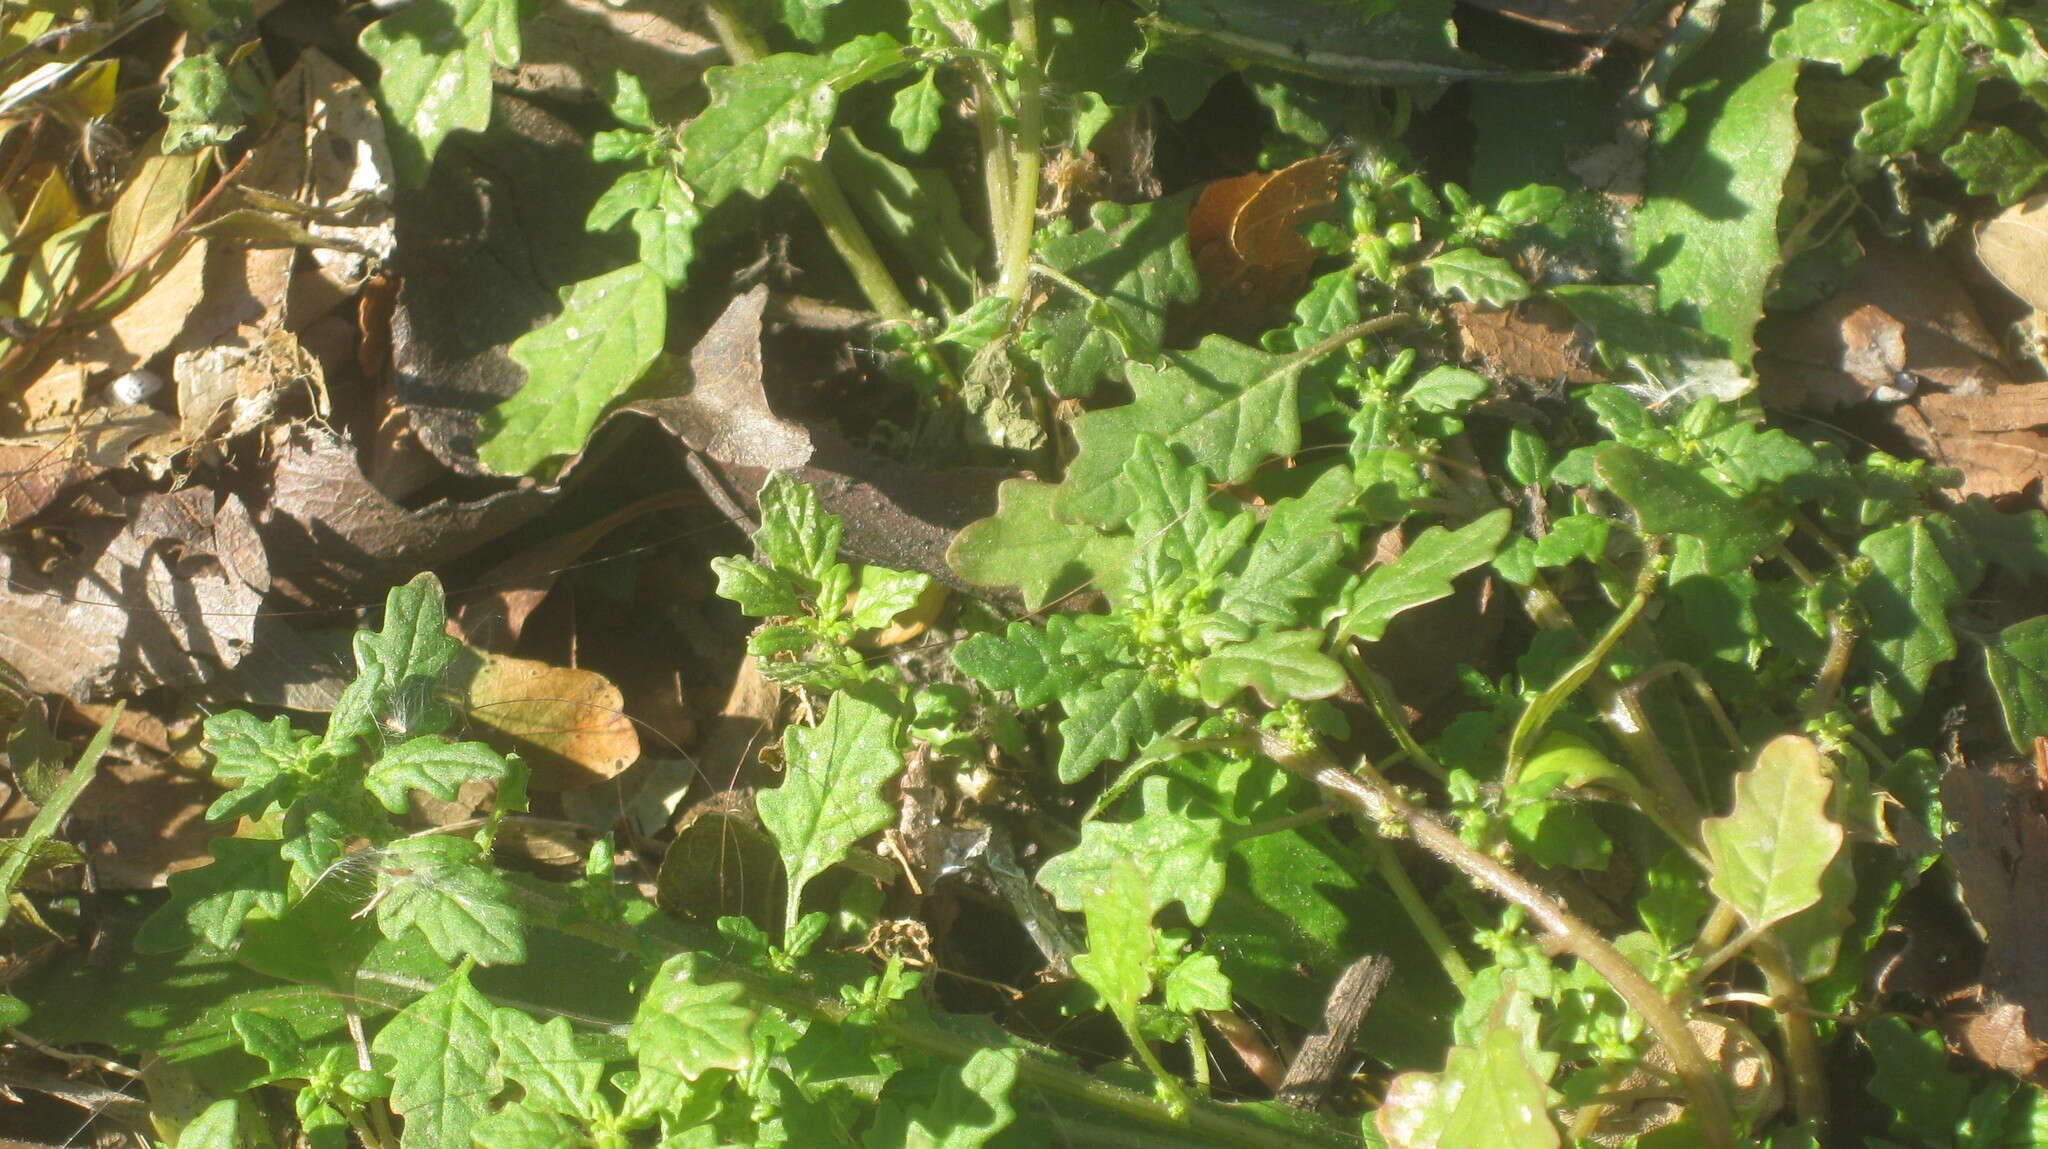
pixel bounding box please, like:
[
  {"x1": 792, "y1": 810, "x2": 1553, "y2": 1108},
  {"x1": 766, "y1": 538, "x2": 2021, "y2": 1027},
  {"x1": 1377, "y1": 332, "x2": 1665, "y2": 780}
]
[
  {"x1": 1450, "y1": 298, "x2": 1603, "y2": 384},
  {"x1": 0, "y1": 442, "x2": 98, "y2": 530},
  {"x1": 1894, "y1": 381, "x2": 2048, "y2": 503},
  {"x1": 449, "y1": 648, "x2": 640, "y2": 790},
  {"x1": 513, "y1": 0, "x2": 717, "y2": 114},
  {"x1": 0, "y1": 488, "x2": 268, "y2": 698},
  {"x1": 259, "y1": 424, "x2": 551, "y2": 602},
  {"x1": 1952, "y1": 995, "x2": 2048, "y2": 1077},
  {"x1": 1942, "y1": 755, "x2": 2048, "y2": 1056},
  {"x1": 0, "y1": 755, "x2": 217, "y2": 890},
  {"x1": 1189, "y1": 156, "x2": 1343, "y2": 329},
  {"x1": 1978, "y1": 192, "x2": 2048, "y2": 313},
  {"x1": 619, "y1": 286, "x2": 813, "y2": 471}
]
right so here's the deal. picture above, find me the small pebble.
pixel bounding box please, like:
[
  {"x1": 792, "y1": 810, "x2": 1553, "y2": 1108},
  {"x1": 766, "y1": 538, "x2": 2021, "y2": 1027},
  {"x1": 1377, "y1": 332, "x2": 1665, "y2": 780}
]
[{"x1": 109, "y1": 369, "x2": 164, "y2": 405}]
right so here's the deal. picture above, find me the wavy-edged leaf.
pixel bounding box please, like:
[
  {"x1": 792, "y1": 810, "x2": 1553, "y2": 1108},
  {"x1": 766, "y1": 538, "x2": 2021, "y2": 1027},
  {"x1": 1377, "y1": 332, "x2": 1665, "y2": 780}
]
[
  {"x1": 758, "y1": 689, "x2": 903, "y2": 934},
  {"x1": 373, "y1": 835, "x2": 525, "y2": 966},
  {"x1": 1595, "y1": 444, "x2": 1777, "y2": 574},
  {"x1": 372, "y1": 966, "x2": 503, "y2": 1149},
  {"x1": 481, "y1": 263, "x2": 668, "y2": 474},
  {"x1": 679, "y1": 53, "x2": 840, "y2": 205},
  {"x1": 1855, "y1": 518, "x2": 1962, "y2": 732},
  {"x1": 947, "y1": 478, "x2": 1133, "y2": 609},
  {"x1": 1340, "y1": 510, "x2": 1510, "y2": 641},
  {"x1": 1701, "y1": 736, "x2": 1844, "y2": 933},
  {"x1": 1985, "y1": 615, "x2": 2048, "y2": 756},
  {"x1": 1423, "y1": 248, "x2": 1529, "y2": 307},
  {"x1": 1220, "y1": 467, "x2": 1362, "y2": 627},
  {"x1": 1769, "y1": 0, "x2": 1921, "y2": 73},
  {"x1": 1029, "y1": 196, "x2": 1200, "y2": 398},
  {"x1": 1036, "y1": 775, "x2": 1225, "y2": 925},
  {"x1": 1056, "y1": 669, "x2": 1174, "y2": 784},
  {"x1": 137, "y1": 837, "x2": 290, "y2": 952},
  {"x1": 364, "y1": 737, "x2": 509, "y2": 814},
  {"x1": 1197, "y1": 628, "x2": 1344, "y2": 706},
  {"x1": 632, "y1": 952, "x2": 757, "y2": 1081},
  {"x1": 359, "y1": 0, "x2": 522, "y2": 179}
]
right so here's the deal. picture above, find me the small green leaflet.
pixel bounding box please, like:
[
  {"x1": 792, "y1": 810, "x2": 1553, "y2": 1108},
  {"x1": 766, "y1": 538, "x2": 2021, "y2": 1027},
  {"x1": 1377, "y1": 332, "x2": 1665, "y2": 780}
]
[
  {"x1": 851, "y1": 565, "x2": 932, "y2": 629},
  {"x1": 947, "y1": 479, "x2": 1133, "y2": 609},
  {"x1": 1056, "y1": 669, "x2": 1175, "y2": 784},
  {"x1": 1218, "y1": 467, "x2": 1361, "y2": 627},
  {"x1": 952, "y1": 617, "x2": 1104, "y2": 709},
  {"x1": 1632, "y1": 54, "x2": 1800, "y2": 366},
  {"x1": 137, "y1": 837, "x2": 290, "y2": 952},
  {"x1": 874, "y1": 1048, "x2": 1021, "y2": 1149},
  {"x1": 1984, "y1": 615, "x2": 2048, "y2": 756},
  {"x1": 480, "y1": 262, "x2": 669, "y2": 475},
  {"x1": 1340, "y1": 510, "x2": 1510, "y2": 642},
  {"x1": 1595, "y1": 444, "x2": 1778, "y2": 574},
  {"x1": 587, "y1": 171, "x2": 700, "y2": 289},
  {"x1": 1161, "y1": 952, "x2": 1232, "y2": 1013},
  {"x1": 710, "y1": 556, "x2": 801, "y2": 617},
  {"x1": 1768, "y1": 0, "x2": 1922, "y2": 73},
  {"x1": 755, "y1": 472, "x2": 844, "y2": 587},
  {"x1": 1941, "y1": 127, "x2": 2048, "y2": 206},
  {"x1": 359, "y1": 573, "x2": 462, "y2": 704},
  {"x1": 372, "y1": 835, "x2": 526, "y2": 966},
  {"x1": 364, "y1": 737, "x2": 509, "y2": 814},
  {"x1": 632, "y1": 952, "x2": 758, "y2": 1080},
  {"x1": 679, "y1": 53, "x2": 841, "y2": 206},
  {"x1": 1036, "y1": 776, "x2": 1226, "y2": 925},
  {"x1": 199, "y1": 712, "x2": 315, "y2": 821},
  {"x1": 492, "y1": 1008, "x2": 602, "y2": 1120},
  {"x1": 1376, "y1": 1027, "x2": 1561, "y2": 1149},
  {"x1": 1028, "y1": 196, "x2": 1201, "y2": 398},
  {"x1": 1122, "y1": 433, "x2": 1250, "y2": 580},
  {"x1": 890, "y1": 70, "x2": 943, "y2": 154},
  {"x1": 1857, "y1": 22, "x2": 1974, "y2": 157},
  {"x1": 1422, "y1": 247, "x2": 1529, "y2": 307},
  {"x1": 758, "y1": 689, "x2": 904, "y2": 935},
  {"x1": 359, "y1": 0, "x2": 522, "y2": 180},
  {"x1": 174, "y1": 1098, "x2": 251, "y2": 1149},
  {"x1": 372, "y1": 966, "x2": 503, "y2": 1149},
  {"x1": 1701, "y1": 736, "x2": 1844, "y2": 934},
  {"x1": 1197, "y1": 628, "x2": 1345, "y2": 706},
  {"x1": 1070, "y1": 858, "x2": 1178, "y2": 1104},
  {"x1": 1855, "y1": 518, "x2": 1962, "y2": 732}
]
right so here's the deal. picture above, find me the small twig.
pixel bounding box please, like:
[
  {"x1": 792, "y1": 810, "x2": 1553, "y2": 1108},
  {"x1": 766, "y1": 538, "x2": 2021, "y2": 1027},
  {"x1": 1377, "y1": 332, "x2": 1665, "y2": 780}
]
[
  {"x1": 1256, "y1": 730, "x2": 1738, "y2": 1149},
  {"x1": 1278, "y1": 953, "x2": 1392, "y2": 1111},
  {"x1": 0, "y1": 151, "x2": 253, "y2": 381}
]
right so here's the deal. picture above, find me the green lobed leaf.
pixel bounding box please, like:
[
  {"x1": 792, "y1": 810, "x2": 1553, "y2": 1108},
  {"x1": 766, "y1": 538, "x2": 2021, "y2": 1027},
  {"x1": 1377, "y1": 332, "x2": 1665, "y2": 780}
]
[
  {"x1": 137, "y1": 836, "x2": 290, "y2": 952},
  {"x1": 827, "y1": 127, "x2": 983, "y2": 312},
  {"x1": 952, "y1": 616, "x2": 1105, "y2": 709},
  {"x1": 630, "y1": 179, "x2": 701, "y2": 289},
  {"x1": 372, "y1": 966, "x2": 503, "y2": 1149},
  {"x1": 1857, "y1": 22, "x2": 1975, "y2": 157},
  {"x1": 755, "y1": 471, "x2": 843, "y2": 587},
  {"x1": 1595, "y1": 444, "x2": 1778, "y2": 574},
  {"x1": 1422, "y1": 248, "x2": 1530, "y2": 307},
  {"x1": 203, "y1": 712, "x2": 318, "y2": 821},
  {"x1": 358, "y1": 572, "x2": 461, "y2": 706},
  {"x1": 1941, "y1": 127, "x2": 2048, "y2": 206},
  {"x1": 471, "y1": 1103, "x2": 582, "y2": 1149},
  {"x1": 1701, "y1": 736, "x2": 1845, "y2": 934},
  {"x1": 898, "y1": 1047, "x2": 1020, "y2": 1149},
  {"x1": 710, "y1": 556, "x2": 802, "y2": 617},
  {"x1": 1768, "y1": 0, "x2": 1922, "y2": 73},
  {"x1": 1218, "y1": 467, "x2": 1362, "y2": 627},
  {"x1": 946, "y1": 479, "x2": 1134, "y2": 609},
  {"x1": 480, "y1": 262, "x2": 668, "y2": 474},
  {"x1": 1855, "y1": 518, "x2": 1963, "y2": 732},
  {"x1": 1122, "y1": 433, "x2": 1250, "y2": 580},
  {"x1": 1036, "y1": 776, "x2": 1226, "y2": 925},
  {"x1": 631, "y1": 952, "x2": 758, "y2": 1081},
  {"x1": 890, "y1": 70, "x2": 943, "y2": 154},
  {"x1": 1984, "y1": 615, "x2": 2048, "y2": 756},
  {"x1": 678, "y1": 53, "x2": 840, "y2": 206},
  {"x1": 1376, "y1": 1027, "x2": 1561, "y2": 1149},
  {"x1": 1056, "y1": 335, "x2": 1327, "y2": 527},
  {"x1": 758, "y1": 688, "x2": 904, "y2": 934},
  {"x1": 1340, "y1": 510, "x2": 1511, "y2": 642},
  {"x1": 1028, "y1": 196, "x2": 1200, "y2": 399},
  {"x1": 491, "y1": 1007, "x2": 601, "y2": 1119},
  {"x1": 1161, "y1": 952, "x2": 1232, "y2": 1014},
  {"x1": 359, "y1": 0, "x2": 522, "y2": 180},
  {"x1": 1632, "y1": 54, "x2": 1800, "y2": 366},
  {"x1": 1056, "y1": 669, "x2": 1175, "y2": 784},
  {"x1": 1863, "y1": 1016, "x2": 1971, "y2": 1145},
  {"x1": 851, "y1": 565, "x2": 932, "y2": 630},
  {"x1": 373, "y1": 835, "x2": 526, "y2": 966},
  {"x1": 1069, "y1": 858, "x2": 1156, "y2": 1044},
  {"x1": 175, "y1": 1098, "x2": 249, "y2": 1149},
  {"x1": 364, "y1": 737, "x2": 509, "y2": 814},
  {"x1": 1197, "y1": 628, "x2": 1345, "y2": 706}
]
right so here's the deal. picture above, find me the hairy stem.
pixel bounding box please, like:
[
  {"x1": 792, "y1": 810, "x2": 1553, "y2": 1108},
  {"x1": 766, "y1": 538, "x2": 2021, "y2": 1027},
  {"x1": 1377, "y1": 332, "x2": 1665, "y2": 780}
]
[
  {"x1": 1751, "y1": 938, "x2": 1828, "y2": 1127},
  {"x1": 996, "y1": 0, "x2": 1043, "y2": 304},
  {"x1": 701, "y1": 0, "x2": 921, "y2": 329},
  {"x1": 1342, "y1": 648, "x2": 1448, "y2": 782},
  {"x1": 1367, "y1": 834, "x2": 1473, "y2": 990},
  {"x1": 1254, "y1": 732, "x2": 1738, "y2": 1149}
]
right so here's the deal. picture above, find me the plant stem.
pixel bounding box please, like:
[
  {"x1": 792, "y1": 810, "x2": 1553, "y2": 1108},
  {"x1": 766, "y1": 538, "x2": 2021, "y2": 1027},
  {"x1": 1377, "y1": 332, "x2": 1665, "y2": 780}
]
[
  {"x1": 0, "y1": 703, "x2": 118, "y2": 914},
  {"x1": 1342, "y1": 647, "x2": 1447, "y2": 782},
  {"x1": 502, "y1": 883, "x2": 1351, "y2": 1149},
  {"x1": 1254, "y1": 732, "x2": 1739, "y2": 1149},
  {"x1": 700, "y1": 0, "x2": 921, "y2": 330},
  {"x1": 996, "y1": 0, "x2": 1043, "y2": 304},
  {"x1": 1366, "y1": 834, "x2": 1473, "y2": 990},
  {"x1": 1803, "y1": 610, "x2": 1857, "y2": 721},
  {"x1": 1751, "y1": 937, "x2": 1828, "y2": 1128}
]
